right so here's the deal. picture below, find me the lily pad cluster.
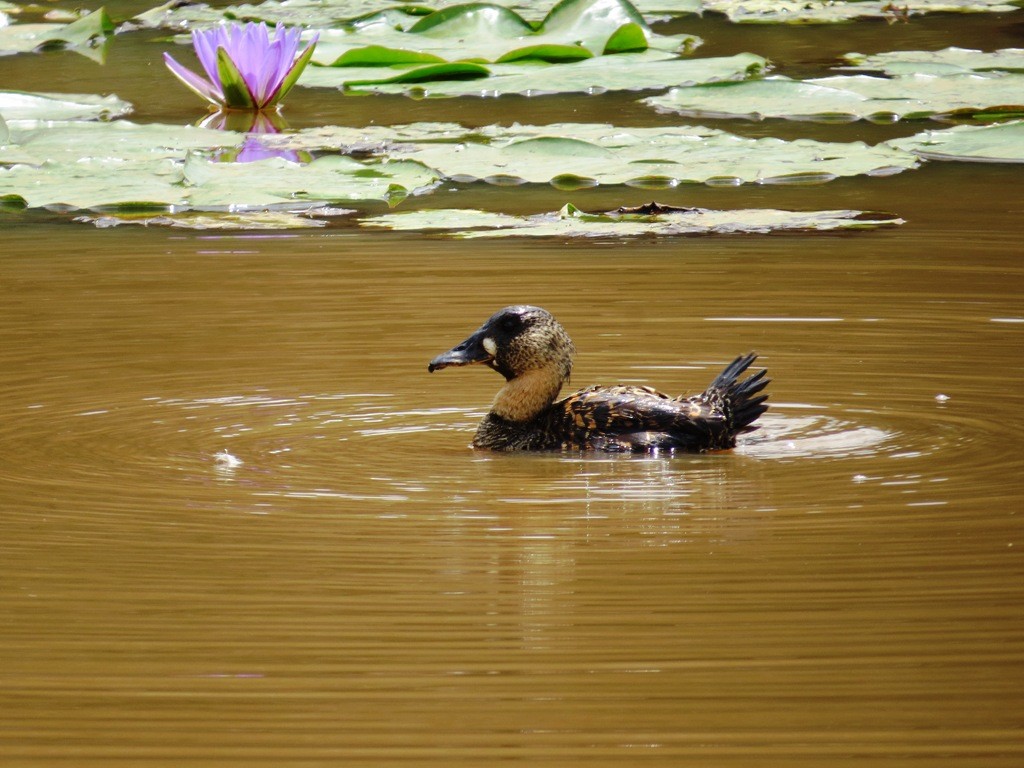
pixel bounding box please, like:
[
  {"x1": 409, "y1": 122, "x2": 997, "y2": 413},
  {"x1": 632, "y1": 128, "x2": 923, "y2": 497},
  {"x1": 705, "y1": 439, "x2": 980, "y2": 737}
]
[
  {"x1": 131, "y1": 0, "x2": 1019, "y2": 29},
  {"x1": 1, "y1": 0, "x2": 1023, "y2": 233},
  {"x1": 0, "y1": 118, "x2": 439, "y2": 209},
  {"x1": 259, "y1": 121, "x2": 920, "y2": 185}
]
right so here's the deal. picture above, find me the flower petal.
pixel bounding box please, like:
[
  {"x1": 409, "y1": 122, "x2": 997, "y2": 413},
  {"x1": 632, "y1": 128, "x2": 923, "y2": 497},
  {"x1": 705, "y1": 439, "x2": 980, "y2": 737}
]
[
  {"x1": 215, "y1": 46, "x2": 256, "y2": 109},
  {"x1": 163, "y1": 52, "x2": 223, "y2": 106},
  {"x1": 264, "y1": 33, "x2": 318, "y2": 108}
]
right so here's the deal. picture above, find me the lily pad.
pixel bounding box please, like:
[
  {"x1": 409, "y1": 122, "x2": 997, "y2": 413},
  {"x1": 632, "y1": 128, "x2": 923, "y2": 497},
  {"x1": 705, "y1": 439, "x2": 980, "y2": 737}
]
[
  {"x1": 842, "y1": 47, "x2": 1024, "y2": 76},
  {"x1": 701, "y1": 0, "x2": 1020, "y2": 24},
  {"x1": 304, "y1": 0, "x2": 695, "y2": 67},
  {"x1": 0, "y1": 7, "x2": 113, "y2": 56},
  {"x1": 303, "y1": 51, "x2": 763, "y2": 96},
  {"x1": 0, "y1": 90, "x2": 132, "y2": 121},
  {"x1": 135, "y1": 0, "x2": 704, "y2": 31},
  {"x1": 887, "y1": 120, "x2": 1024, "y2": 162},
  {"x1": 74, "y1": 210, "x2": 347, "y2": 230},
  {"x1": 361, "y1": 202, "x2": 905, "y2": 237},
  {"x1": 644, "y1": 72, "x2": 1024, "y2": 122},
  {"x1": 351, "y1": 123, "x2": 919, "y2": 185},
  {"x1": 133, "y1": 0, "x2": 1017, "y2": 29},
  {"x1": 0, "y1": 119, "x2": 440, "y2": 210}
]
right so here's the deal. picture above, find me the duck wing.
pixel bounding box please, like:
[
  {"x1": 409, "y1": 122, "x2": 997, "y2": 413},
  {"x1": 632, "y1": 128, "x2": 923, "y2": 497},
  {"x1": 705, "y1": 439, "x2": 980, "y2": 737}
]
[
  {"x1": 549, "y1": 384, "x2": 726, "y2": 452},
  {"x1": 549, "y1": 355, "x2": 770, "y2": 453}
]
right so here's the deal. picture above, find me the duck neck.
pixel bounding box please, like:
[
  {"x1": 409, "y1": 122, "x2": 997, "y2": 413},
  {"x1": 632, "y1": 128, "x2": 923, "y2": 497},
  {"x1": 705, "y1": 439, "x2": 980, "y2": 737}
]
[{"x1": 490, "y1": 366, "x2": 565, "y2": 423}]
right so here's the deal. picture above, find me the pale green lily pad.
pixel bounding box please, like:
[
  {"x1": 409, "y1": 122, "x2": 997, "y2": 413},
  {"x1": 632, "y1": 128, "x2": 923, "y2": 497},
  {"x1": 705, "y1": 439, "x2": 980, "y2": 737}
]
[
  {"x1": 0, "y1": 120, "x2": 440, "y2": 210},
  {"x1": 258, "y1": 121, "x2": 919, "y2": 185},
  {"x1": 842, "y1": 47, "x2": 1024, "y2": 76},
  {"x1": 0, "y1": 90, "x2": 132, "y2": 121},
  {"x1": 702, "y1": 0, "x2": 1020, "y2": 24},
  {"x1": 369, "y1": 124, "x2": 919, "y2": 185},
  {"x1": 644, "y1": 72, "x2": 1024, "y2": 122},
  {"x1": 303, "y1": 51, "x2": 763, "y2": 96},
  {"x1": 0, "y1": 7, "x2": 113, "y2": 56},
  {"x1": 361, "y1": 202, "x2": 904, "y2": 237},
  {"x1": 887, "y1": 120, "x2": 1024, "y2": 162},
  {"x1": 74, "y1": 210, "x2": 345, "y2": 230}
]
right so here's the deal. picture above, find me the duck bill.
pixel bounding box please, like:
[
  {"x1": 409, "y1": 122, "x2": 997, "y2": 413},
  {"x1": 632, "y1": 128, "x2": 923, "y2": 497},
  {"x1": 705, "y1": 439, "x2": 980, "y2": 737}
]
[{"x1": 428, "y1": 330, "x2": 494, "y2": 372}]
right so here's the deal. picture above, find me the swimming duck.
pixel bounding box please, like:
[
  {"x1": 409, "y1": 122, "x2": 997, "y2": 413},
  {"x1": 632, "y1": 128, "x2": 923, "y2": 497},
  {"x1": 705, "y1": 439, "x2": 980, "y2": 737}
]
[{"x1": 428, "y1": 305, "x2": 769, "y2": 453}]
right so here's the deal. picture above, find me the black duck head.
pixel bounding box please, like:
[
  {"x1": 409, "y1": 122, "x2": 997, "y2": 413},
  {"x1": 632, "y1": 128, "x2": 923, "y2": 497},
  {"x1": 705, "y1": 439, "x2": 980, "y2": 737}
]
[{"x1": 428, "y1": 305, "x2": 576, "y2": 384}]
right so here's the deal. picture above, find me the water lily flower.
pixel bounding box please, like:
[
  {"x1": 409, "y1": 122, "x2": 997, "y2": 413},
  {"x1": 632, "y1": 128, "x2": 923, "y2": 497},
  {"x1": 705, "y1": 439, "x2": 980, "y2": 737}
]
[{"x1": 164, "y1": 22, "x2": 317, "y2": 111}]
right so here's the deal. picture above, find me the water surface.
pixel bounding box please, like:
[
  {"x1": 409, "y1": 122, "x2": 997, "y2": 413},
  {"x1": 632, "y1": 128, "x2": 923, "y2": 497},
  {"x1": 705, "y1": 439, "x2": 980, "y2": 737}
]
[{"x1": 1, "y1": 6, "x2": 1023, "y2": 767}]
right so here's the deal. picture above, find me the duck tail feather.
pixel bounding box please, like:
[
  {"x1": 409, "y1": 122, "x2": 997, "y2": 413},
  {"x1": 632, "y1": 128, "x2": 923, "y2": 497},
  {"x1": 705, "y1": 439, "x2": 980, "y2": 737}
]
[{"x1": 706, "y1": 353, "x2": 770, "y2": 433}]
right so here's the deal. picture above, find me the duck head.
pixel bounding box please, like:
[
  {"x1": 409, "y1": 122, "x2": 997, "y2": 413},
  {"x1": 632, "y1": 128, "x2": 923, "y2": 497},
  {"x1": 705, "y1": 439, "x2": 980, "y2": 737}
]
[{"x1": 429, "y1": 305, "x2": 576, "y2": 421}]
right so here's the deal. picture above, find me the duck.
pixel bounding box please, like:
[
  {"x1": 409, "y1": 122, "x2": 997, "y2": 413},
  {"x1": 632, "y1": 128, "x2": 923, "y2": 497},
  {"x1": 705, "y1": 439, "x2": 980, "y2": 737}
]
[{"x1": 428, "y1": 305, "x2": 769, "y2": 453}]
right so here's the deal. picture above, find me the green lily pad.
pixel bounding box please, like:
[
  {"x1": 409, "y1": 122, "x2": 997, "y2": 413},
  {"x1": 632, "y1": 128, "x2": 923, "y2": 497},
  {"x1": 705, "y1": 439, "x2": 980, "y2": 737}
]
[
  {"x1": 644, "y1": 72, "x2": 1024, "y2": 122},
  {"x1": 306, "y1": 0, "x2": 694, "y2": 67},
  {"x1": 887, "y1": 120, "x2": 1024, "y2": 162},
  {"x1": 0, "y1": 7, "x2": 113, "y2": 56},
  {"x1": 133, "y1": 0, "x2": 1015, "y2": 29},
  {"x1": 701, "y1": 0, "x2": 1020, "y2": 24},
  {"x1": 135, "y1": 0, "x2": 703, "y2": 31},
  {"x1": 303, "y1": 51, "x2": 761, "y2": 96},
  {"x1": 361, "y1": 202, "x2": 905, "y2": 237},
  {"x1": 842, "y1": 47, "x2": 1024, "y2": 76},
  {"x1": 0, "y1": 90, "x2": 132, "y2": 121},
  {"x1": 0, "y1": 119, "x2": 440, "y2": 210}
]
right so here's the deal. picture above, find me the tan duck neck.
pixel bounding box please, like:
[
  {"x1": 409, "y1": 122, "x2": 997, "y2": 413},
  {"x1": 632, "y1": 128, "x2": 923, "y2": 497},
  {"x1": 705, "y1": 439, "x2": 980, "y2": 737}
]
[{"x1": 490, "y1": 366, "x2": 565, "y2": 423}]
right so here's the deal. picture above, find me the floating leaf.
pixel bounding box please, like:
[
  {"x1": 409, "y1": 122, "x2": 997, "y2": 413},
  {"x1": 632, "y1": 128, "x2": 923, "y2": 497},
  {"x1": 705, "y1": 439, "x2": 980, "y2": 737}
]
[
  {"x1": 644, "y1": 72, "x2": 1024, "y2": 122},
  {"x1": 136, "y1": 0, "x2": 703, "y2": 33},
  {"x1": 887, "y1": 120, "x2": 1024, "y2": 162},
  {"x1": 342, "y1": 122, "x2": 920, "y2": 185},
  {"x1": 842, "y1": 47, "x2": 1024, "y2": 76},
  {"x1": 131, "y1": 0, "x2": 1013, "y2": 30},
  {"x1": 360, "y1": 202, "x2": 905, "y2": 237},
  {"x1": 0, "y1": 7, "x2": 113, "y2": 56},
  {"x1": 0, "y1": 90, "x2": 132, "y2": 121},
  {"x1": 303, "y1": 51, "x2": 763, "y2": 96},
  {"x1": 306, "y1": 0, "x2": 694, "y2": 67},
  {"x1": 74, "y1": 210, "x2": 345, "y2": 230},
  {"x1": 0, "y1": 120, "x2": 440, "y2": 210},
  {"x1": 700, "y1": 0, "x2": 1020, "y2": 24}
]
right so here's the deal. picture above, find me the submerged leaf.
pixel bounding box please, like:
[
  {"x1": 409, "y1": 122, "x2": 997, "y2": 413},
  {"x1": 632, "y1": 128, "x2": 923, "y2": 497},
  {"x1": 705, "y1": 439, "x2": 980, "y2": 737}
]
[{"x1": 360, "y1": 203, "x2": 905, "y2": 237}]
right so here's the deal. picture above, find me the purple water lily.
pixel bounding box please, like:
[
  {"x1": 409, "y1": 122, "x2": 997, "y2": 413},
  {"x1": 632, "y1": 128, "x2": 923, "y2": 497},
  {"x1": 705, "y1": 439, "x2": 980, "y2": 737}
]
[{"x1": 164, "y1": 22, "x2": 318, "y2": 111}]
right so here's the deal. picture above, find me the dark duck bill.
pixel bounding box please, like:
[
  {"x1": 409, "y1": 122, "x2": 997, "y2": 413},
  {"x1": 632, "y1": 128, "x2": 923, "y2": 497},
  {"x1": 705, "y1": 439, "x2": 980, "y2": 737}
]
[{"x1": 428, "y1": 305, "x2": 769, "y2": 454}]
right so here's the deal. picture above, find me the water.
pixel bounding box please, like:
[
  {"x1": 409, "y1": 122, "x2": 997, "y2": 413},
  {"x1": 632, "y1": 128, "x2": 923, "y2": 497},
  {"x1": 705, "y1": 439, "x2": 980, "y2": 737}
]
[{"x1": 2, "y1": 6, "x2": 1023, "y2": 766}]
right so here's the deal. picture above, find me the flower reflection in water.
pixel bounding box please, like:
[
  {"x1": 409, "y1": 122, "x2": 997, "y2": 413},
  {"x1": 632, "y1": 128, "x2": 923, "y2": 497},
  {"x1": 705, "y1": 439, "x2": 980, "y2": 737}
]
[{"x1": 199, "y1": 110, "x2": 308, "y2": 164}]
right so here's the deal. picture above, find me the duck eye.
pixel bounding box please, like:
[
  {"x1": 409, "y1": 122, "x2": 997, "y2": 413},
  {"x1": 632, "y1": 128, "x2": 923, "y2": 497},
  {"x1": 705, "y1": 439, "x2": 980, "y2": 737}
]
[{"x1": 500, "y1": 316, "x2": 520, "y2": 333}]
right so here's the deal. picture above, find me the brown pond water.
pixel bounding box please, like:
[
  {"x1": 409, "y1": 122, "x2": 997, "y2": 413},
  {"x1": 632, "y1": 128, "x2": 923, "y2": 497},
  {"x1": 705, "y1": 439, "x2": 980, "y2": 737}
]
[{"x1": 1, "y1": 5, "x2": 1023, "y2": 767}]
